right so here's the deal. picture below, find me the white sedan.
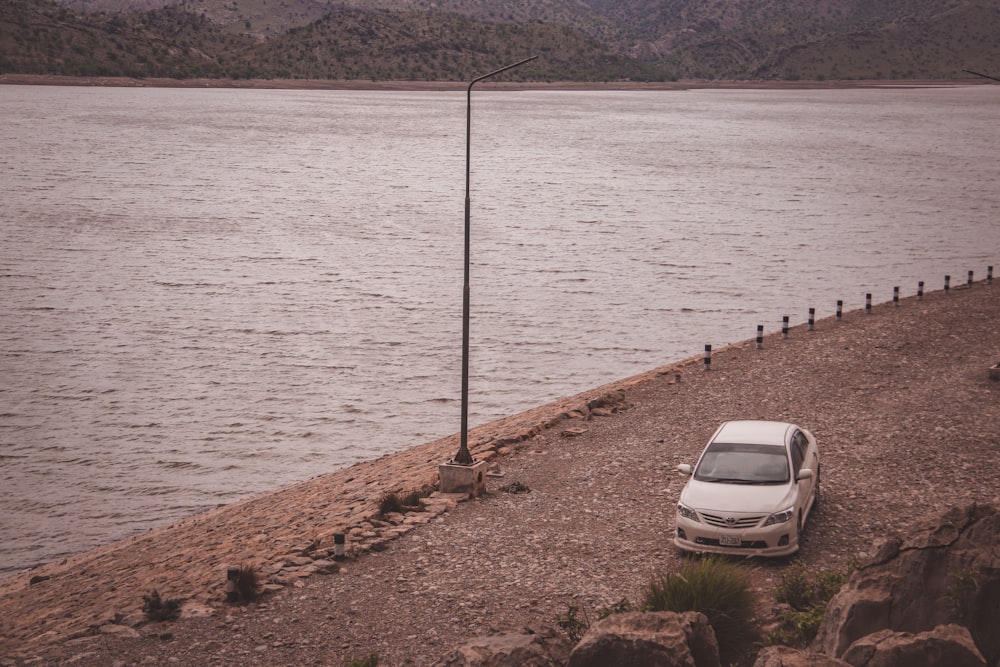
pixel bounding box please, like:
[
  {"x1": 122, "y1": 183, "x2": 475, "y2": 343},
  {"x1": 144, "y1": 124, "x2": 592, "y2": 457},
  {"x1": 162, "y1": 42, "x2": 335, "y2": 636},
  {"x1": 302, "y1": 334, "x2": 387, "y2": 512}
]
[{"x1": 674, "y1": 420, "x2": 820, "y2": 557}]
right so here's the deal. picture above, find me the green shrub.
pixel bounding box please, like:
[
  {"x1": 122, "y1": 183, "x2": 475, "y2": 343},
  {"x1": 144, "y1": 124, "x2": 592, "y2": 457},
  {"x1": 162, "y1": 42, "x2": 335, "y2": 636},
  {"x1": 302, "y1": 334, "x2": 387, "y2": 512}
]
[
  {"x1": 775, "y1": 563, "x2": 846, "y2": 612},
  {"x1": 769, "y1": 564, "x2": 847, "y2": 646},
  {"x1": 815, "y1": 570, "x2": 848, "y2": 603},
  {"x1": 142, "y1": 589, "x2": 181, "y2": 622},
  {"x1": 770, "y1": 604, "x2": 826, "y2": 647},
  {"x1": 774, "y1": 563, "x2": 815, "y2": 610},
  {"x1": 556, "y1": 604, "x2": 590, "y2": 643},
  {"x1": 643, "y1": 557, "x2": 759, "y2": 665},
  {"x1": 943, "y1": 569, "x2": 979, "y2": 621}
]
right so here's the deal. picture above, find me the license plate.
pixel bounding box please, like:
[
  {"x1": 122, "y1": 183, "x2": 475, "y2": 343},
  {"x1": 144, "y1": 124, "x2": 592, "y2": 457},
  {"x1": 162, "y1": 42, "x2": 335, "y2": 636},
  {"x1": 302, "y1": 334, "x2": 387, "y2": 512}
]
[{"x1": 719, "y1": 534, "x2": 742, "y2": 547}]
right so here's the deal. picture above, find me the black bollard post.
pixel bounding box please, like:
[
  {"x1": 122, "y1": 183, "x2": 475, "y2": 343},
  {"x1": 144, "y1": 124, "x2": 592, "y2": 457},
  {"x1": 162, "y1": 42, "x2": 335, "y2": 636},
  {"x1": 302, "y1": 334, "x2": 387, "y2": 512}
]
[
  {"x1": 782, "y1": 315, "x2": 789, "y2": 338},
  {"x1": 756, "y1": 324, "x2": 764, "y2": 349},
  {"x1": 988, "y1": 266, "x2": 993, "y2": 285},
  {"x1": 866, "y1": 293, "x2": 872, "y2": 314},
  {"x1": 704, "y1": 344, "x2": 711, "y2": 371},
  {"x1": 968, "y1": 270, "x2": 974, "y2": 288},
  {"x1": 808, "y1": 307, "x2": 815, "y2": 331},
  {"x1": 945, "y1": 275, "x2": 950, "y2": 293},
  {"x1": 918, "y1": 281, "x2": 924, "y2": 301},
  {"x1": 836, "y1": 299, "x2": 843, "y2": 321},
  {"x1": 893, "y1": 286, "x2": 899, "y2": 306}
]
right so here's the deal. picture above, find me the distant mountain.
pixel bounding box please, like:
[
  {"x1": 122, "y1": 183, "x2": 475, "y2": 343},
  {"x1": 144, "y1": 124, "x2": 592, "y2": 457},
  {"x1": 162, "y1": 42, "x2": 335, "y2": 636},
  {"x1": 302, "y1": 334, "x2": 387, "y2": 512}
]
[
  {"x1": 0, "y1": 0, "x2": 669, "y2": 80},
  {"x1": 3, "y1": 0, "x2": 998, "y2": 81},
  {"x1": 591, "y1": 0, "x2": 1000, "y2": 80}
]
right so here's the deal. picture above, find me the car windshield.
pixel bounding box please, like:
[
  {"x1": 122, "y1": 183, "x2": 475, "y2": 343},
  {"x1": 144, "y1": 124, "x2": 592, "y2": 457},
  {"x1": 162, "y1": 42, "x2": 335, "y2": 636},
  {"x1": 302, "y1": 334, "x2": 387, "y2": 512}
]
[{"x1": 693, "y1": 442, "x2": 789, "y2": 484}]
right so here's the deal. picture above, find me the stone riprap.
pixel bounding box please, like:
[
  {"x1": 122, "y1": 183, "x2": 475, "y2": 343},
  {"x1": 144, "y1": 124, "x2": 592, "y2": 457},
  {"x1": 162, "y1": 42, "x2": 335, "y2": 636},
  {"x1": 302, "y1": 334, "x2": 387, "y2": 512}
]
[{"x1": 0, "y1": 349, "x2": 655, "y2": 655}]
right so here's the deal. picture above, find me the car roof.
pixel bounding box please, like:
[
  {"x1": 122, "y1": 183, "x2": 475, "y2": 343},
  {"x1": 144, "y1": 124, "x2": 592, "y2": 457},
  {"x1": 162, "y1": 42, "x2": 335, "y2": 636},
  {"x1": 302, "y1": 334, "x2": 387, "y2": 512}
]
[{"x1": 712, "y1": 420, "x2": 794, "y2": 446}]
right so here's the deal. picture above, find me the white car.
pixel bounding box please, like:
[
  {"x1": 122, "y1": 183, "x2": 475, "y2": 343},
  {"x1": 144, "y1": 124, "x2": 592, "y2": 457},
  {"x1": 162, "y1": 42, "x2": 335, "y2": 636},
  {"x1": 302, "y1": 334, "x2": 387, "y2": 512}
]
[{"x1": 674, "y1": 420, "x2": 819, "y2": 557}]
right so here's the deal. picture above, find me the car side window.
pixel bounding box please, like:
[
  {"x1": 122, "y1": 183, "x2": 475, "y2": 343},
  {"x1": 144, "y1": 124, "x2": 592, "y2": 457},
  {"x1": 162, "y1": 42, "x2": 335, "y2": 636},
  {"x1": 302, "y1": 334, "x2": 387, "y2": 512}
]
[{"x1": 791, "y1": 431, "x2": 805, "y2": 474}]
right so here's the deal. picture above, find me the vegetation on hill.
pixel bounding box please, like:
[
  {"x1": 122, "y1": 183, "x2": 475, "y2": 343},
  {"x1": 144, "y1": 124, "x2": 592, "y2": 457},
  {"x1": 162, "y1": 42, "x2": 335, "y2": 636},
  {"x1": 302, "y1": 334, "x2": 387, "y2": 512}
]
[
  {"x1": 0, "y1": 0, "x2": 256, "y2": 78},
  {"x1": 3, "y1": 0, "x2": 999, "y2": 81},
  {"x1": 0, "y1": 0, "x2": 671, "y2": 80}
]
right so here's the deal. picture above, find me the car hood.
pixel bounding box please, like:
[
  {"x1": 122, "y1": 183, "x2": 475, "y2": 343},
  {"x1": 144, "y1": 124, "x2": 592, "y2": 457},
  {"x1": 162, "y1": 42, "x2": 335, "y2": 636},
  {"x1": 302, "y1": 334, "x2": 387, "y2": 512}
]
[{"x1": 680, "y1": 479, "x2": 796, "y2": 513}]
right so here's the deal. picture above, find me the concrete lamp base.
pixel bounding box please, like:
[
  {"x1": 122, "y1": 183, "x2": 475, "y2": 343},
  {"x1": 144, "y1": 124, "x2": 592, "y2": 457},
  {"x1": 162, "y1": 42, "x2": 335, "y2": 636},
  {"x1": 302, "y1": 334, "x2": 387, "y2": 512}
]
[{"x1": 438, "y1": 459, "x2": 488, "y2": 497}]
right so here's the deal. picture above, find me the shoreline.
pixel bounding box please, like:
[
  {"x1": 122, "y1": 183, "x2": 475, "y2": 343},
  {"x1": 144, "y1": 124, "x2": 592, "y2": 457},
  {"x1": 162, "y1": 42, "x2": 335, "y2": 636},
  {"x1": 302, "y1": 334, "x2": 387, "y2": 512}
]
[
  {"x1": 3, "y1": 280, "x2": 1000, "y2": 664},
  {"x1": 0, "y1": 333, "x2": 695, "y2": 654},
  {"x1": 0, "y1": 73, "x2": 986, "y2": 91}
]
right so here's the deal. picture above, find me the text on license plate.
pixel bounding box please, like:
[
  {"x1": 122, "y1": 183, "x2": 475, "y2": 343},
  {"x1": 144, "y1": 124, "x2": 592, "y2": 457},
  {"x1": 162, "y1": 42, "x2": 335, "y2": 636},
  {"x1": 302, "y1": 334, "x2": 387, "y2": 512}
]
[{"x1": 719, "y1": 534, "x2": 742, "y2": 547}]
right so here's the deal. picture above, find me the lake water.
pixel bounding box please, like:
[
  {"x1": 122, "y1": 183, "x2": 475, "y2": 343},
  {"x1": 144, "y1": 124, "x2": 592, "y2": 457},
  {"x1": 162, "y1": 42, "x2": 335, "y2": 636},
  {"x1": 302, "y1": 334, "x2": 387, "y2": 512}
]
[{"x1": 2, "y1": 83, "x2": 998, "y2": 576}]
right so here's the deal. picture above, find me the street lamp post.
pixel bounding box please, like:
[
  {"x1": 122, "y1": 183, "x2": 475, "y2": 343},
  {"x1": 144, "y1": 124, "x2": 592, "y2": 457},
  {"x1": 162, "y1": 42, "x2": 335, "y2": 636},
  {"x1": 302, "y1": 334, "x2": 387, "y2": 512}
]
[{"x1": 453, "y1": 55, "x2": 537, "y2": 466}]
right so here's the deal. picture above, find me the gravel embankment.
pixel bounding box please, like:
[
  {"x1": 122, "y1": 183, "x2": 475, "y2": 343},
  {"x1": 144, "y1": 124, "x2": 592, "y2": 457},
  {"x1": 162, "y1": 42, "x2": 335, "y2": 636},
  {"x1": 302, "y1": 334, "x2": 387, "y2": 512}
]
[{"x1": 3, "y1": 280, "x2": 999, "y2": 666}]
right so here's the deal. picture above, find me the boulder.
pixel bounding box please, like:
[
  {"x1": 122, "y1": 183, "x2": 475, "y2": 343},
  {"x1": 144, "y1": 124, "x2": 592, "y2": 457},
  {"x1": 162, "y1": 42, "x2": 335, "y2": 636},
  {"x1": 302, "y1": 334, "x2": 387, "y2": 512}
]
[
  {"x1": 568, "y1": 611, "x2": 720, "y2": 667},
  {"x1": 812, "y1": 503, "x2": 1000, "y2": 664},
  {"x1": 433, "y1": 625, "x2": 571, "y2": 667},
  {"x1": 753, "y1": 645, "x2": 850, "y2": 667},
  {"x1": 840, "y1": 624, "x2": 986, "y2": 667}
]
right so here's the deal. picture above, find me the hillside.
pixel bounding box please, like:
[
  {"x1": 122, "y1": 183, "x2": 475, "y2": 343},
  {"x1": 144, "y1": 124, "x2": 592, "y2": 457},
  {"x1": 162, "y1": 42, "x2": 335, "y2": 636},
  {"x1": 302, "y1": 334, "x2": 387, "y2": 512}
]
[
  {"x1": 605, "y1": 0, "x2": 1000, "y2": 80},
  {"x1": 0, "y1": 0, "x2": 670, "y2": 80},
  {"x1": 3, "y1": 0, "x2": 1000, "y2": 81}
]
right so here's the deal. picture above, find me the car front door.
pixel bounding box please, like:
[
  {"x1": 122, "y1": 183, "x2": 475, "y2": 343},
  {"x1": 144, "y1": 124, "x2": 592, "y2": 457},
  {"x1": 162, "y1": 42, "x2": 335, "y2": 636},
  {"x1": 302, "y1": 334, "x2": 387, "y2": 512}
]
[{"x1": 791, "y1": 430, "x2": 815, "y2": 522}]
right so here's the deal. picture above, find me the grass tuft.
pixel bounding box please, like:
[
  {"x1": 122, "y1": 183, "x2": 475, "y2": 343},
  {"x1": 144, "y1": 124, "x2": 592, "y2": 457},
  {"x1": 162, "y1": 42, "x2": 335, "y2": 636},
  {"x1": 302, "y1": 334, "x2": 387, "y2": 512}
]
[
  {"x1": 399, "y1": 490, "x2": 423, "y2": 507},
  {"x1": 378, "y1": 492, "x2": 404, "y2": 516},
  {"x1": 499, "y1": 481, "x2": 531, "y2": 494},
  {"x1": 379, "y1": 488, "x2": 430, "y2": 517},
  {"x1": 227, "y1": 563, "x2": 260, "y2": 604},
  {"x1": 643, "y1": 556, "x2": 759, "y2": 665},
  {"x1": 598, "y1": 597, "x2": 635, "y2": 619}
]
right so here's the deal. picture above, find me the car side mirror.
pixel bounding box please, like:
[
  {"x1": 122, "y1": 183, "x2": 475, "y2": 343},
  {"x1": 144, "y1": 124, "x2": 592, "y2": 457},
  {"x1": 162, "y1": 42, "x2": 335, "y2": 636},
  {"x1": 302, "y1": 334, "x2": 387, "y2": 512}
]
[
  {"x1": 677, "y1": 463, "x2": 693, "y2": 475},
  {"x1": 797, "y1": 468, "x2": 814, "y2": 481}
]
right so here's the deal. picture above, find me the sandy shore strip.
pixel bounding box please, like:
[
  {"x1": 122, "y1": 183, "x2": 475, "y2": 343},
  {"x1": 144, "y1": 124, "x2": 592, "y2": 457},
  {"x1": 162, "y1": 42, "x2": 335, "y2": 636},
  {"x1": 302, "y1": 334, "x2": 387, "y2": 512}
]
[
  {"x1": 1, "y1": 74, "x2": 985, "y2": 91},
  {"x1": 2, "y1": 276, "x2": 999, "y2": 665}
]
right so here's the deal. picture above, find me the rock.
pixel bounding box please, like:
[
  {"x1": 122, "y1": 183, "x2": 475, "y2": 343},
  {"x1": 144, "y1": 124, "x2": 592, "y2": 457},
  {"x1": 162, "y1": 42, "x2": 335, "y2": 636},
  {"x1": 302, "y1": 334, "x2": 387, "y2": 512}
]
[
  {"x1": 433, "y1": 625, "x2": 571, "y2": 667},
  {"x1": 284, "y1": 556, "x2": 314, "y2": 567},
  {"x1": 840, "y1": 625, "x2": 986, "y2": 667},
  {"x1": 119, "y1": 611, "x2": 147, "y2": 628},
  {"x1": 180, "y1": 601, "x2": 215, "y2": 619},
  {"x1": 812, "y1": 504, "x2": 1000, "y2": 664},
  {"x1": 310, "y1": 559, "x2": 340, "y2": 574},
  {"x1": 753, "y1": 645, "x2": 850, "y2": 666},
  {"x1": 99, "y1": 624, "x2": 140, "y2": 639},
  {"x1": 568, "y1": 611, "x2": 720, "y2": 667}
]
